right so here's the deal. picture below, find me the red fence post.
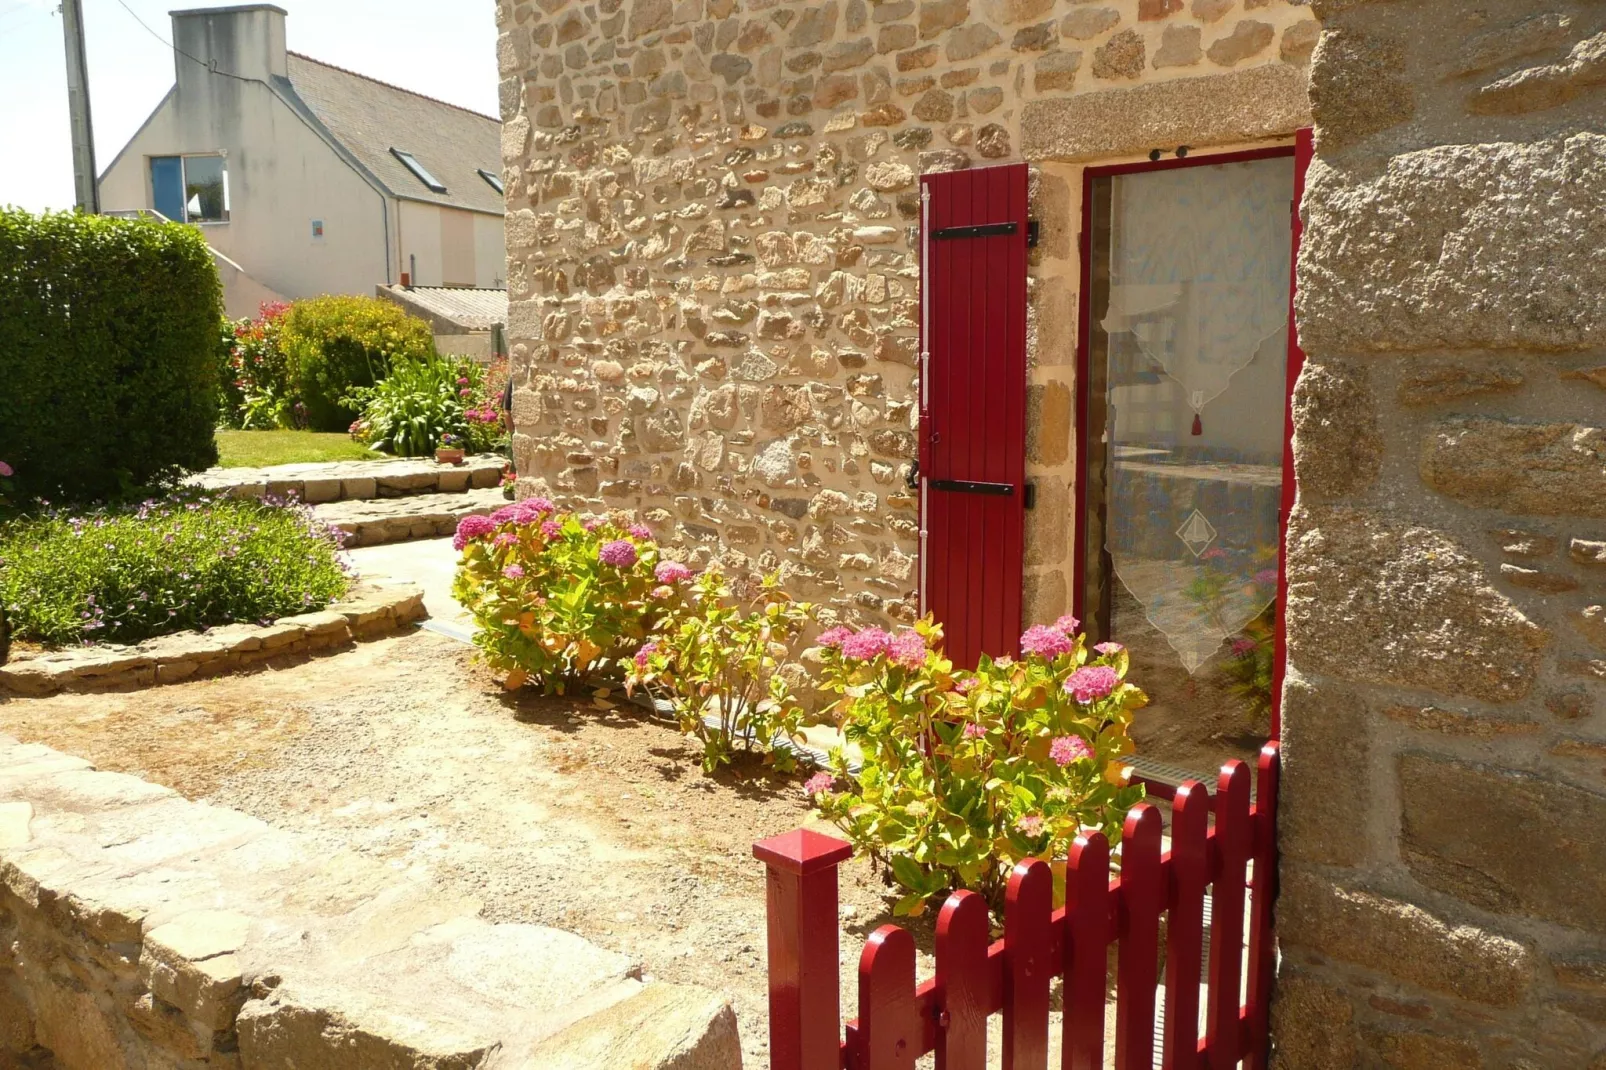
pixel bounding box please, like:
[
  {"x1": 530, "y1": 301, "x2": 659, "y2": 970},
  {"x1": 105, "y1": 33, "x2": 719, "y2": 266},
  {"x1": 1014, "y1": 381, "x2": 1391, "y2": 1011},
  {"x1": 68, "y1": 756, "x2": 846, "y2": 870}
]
[
  {"x1": 858, "y1": 925, "x2": 920, "y2": 1070},
  {"x1": 1063, "y1": 831, "x2": 1111, "y2": 1070},
  {"x1": 755, "y1": 829, "x2": 855, "y2": 1070},
  {"x1": 1243, "y1": 742, "x2": 1282, "y2": 1070},
  {"x1": 934, "y1": 890, "x2": 990, "y2": 1070},
  {"x1": 1115, "y1": 804, "x2": 1163, "y2": 1070}
]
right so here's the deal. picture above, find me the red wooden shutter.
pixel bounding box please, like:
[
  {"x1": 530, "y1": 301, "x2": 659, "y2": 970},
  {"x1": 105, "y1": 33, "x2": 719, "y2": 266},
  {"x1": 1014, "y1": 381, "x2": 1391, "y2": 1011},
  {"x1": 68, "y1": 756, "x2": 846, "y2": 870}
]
[{"x1": 919, "y1": 163, "x2": 1029, "y2": 670}]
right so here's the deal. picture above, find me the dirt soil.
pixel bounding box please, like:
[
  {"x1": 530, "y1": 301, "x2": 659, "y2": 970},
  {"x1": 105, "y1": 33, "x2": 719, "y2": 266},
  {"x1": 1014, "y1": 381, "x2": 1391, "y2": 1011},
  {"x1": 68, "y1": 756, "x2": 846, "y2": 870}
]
[{"x1": 0, "y1": 631, "x2": 926, "y2": 1068}]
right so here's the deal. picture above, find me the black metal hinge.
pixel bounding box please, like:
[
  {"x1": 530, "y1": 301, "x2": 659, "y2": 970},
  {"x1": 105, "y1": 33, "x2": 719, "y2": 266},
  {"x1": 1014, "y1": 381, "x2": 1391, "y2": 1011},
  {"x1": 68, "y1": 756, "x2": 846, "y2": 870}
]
[
  {"x1": 1027, "y1": 220, "x2": 1040, "y2": 248},
  {"x1": 931, "y1": 222, "x2": 1018, "y2": 240},
  {"x1": 929, "y1": 479, "x2": 1015, "y2": 496},
  {"x1": 1023, "y1": 481, "x2": 1037, "y2": 509}
]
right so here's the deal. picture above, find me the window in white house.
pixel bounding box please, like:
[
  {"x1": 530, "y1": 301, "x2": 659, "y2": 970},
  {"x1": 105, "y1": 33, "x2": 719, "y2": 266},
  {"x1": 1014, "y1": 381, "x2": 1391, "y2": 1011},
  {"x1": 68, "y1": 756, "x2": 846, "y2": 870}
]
[
  {"x1": 392, "y1": 149, "x2": 447, "y2": 193},
  {"x1": 150, "y1": 154, "x2": 229, "y2": 224},
  {"x1": 477, "y1": 168, "x2": 504, "y2": 195}
]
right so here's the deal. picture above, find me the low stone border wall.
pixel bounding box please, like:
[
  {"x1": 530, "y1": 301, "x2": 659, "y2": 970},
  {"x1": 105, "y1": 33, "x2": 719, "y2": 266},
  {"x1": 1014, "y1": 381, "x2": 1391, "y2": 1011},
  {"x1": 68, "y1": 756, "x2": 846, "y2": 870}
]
[
  {"x1": 0, "y1": 584, "x2": 427, "y2": 698},
  {"x1": 0, "y1": 734, "x2": 740, "y2": 1069},
  {"x1": 188, "y1": 455, "x2": 507, "y2": 503},
  {"x1": 315, "y1": 487, "x2": 505, "y2": 548}
]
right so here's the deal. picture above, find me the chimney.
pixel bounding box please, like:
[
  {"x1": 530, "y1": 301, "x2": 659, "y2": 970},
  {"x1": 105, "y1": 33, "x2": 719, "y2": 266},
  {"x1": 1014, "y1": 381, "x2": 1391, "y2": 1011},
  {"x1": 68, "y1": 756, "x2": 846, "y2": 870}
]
[{"x1": 169, "y1": 5, "x2": 288, "y2": 91}]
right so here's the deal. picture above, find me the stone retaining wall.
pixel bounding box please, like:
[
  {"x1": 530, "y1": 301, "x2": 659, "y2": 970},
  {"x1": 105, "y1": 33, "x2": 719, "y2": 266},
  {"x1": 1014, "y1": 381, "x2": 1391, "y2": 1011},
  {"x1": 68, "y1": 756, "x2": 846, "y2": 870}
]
[
  {"x1": 187, "y1": 455, "x2": 507, "y2": 503},
  {"x1": 0, "y1": 585, "x2": 427, "y2": 698},
  {"x1": 0, "y1": 734, "x2": 740, "y2": 1069},
  {"x1": 1272, "y1": 3, "x2": 1606, "y2": 1068},
  {"x1": 497, "y1": 0, "x2": 1317, "y2": 629}
]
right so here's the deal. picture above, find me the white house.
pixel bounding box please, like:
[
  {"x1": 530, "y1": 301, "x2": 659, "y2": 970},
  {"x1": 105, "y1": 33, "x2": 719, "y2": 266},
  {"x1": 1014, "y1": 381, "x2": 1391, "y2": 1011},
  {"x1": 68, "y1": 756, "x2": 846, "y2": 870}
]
[{"x1": 99, "y1": 4, "x2": 506, "y2": 317}]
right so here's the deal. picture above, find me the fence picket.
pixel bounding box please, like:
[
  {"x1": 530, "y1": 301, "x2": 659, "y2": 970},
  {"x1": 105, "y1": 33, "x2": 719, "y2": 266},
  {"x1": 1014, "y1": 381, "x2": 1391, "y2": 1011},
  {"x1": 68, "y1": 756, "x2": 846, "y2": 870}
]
[
  {"x1": 1162, "y1": 781, "x2": 1210, "y2": 1070},
  {"x1": 1003, "y1": 860, "x2": 1053, "y2": 1070},
  {"x1": 1243, "y1": 744, "x2": 1282, "y2": 1070},
  {"x1": 935, "y1": 890, "x2": 991, "y2": 1070},
  {"x1": 1115, "y1": 805, "x2": 1163, "y2": 1070},
  {"x1": 1206, "y1": 761, "x2": 1253, "y2": 1068},
  {"x1": 1063, "y1": 832, "x2": 1111, "y2": 1070},
  {"x1": 858, "y1": 925, "x2": 919, "y2": 1070}
]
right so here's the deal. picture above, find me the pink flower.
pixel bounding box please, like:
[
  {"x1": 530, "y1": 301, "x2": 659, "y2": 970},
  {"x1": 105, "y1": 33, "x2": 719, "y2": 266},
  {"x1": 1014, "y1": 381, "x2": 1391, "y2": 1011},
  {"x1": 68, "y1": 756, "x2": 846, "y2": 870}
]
[
  {"x1": 459, "y1": 388, "x2": 473, "y2": 397},
  {"x1": 490, "y1": 505, "x2": 519, "y2": 525},
  {"x1": 651, "y1": 585, "x2": 675, "y2": 599},
  {"x1": 540, "y1": 519, "x2": 563, "y2": 539},
  {"x1": 0, "y1": 461, "x2": 12, "y2": 478},
  {"x1": 1201, "y1": 547, "x2": 1228, "y2": 561},
  {"x1": 1094, "y1": 641, "x2": 1124, "y2": 656},
  {"x1": 1015, "y1": 814, "x2": 1044, "y2": 836},
  {"x1": 1255, "y1": 568, "x2": 1279, "y2": 587},
  {"x1": 804, "y1": 771, "x2": 835, "y2": 796},
  {"x1": 954, "y1": 676, "x2": 978, "y2": 695},
  {"x1": 503, "y1": 564, "x2": 526, "y2": 580},
  {"x1": 453, "y1": 514, "x2": 496, "y2": 550},
  {"x1": 634, "y1": 641, "x2": 658, "y2": 669},
  {"x1": 888, "y1": 629, "x2": 928, "y2": 669},
  {"x1": 1064, "y1": 665, "x2": 1120, "y2": 703},
  {"x1": 525, "y1": 497, "x2": 556, "y2": 514},
  {"x1": 962, "y1": 722, "x2": 986, "y2": 739},
  {"x1": 1053, "y1": 614, "x2": 1080, "y2": 635},
  {"x1": 816, "y1": 626, "x2": 853, "y2": 649},
  {"x1": 582, "y1": 517, "x2": 604, "y2": 532},
  {"x1": 840, "y1": 627, "x2": 892, "y2": 661},
  {"x1": 494, "y1": 532, "x2": 518, "y2": 548},
  {"x1": 599, "y1": 540, "x2": 638, "y2": 567},
  {"x1": 456, "y1": 377, "x2": 470, "y2": 386},
  {"x1": 1231, "y1": 637, "x2": 1258, "y2": 657},
  {"x1": 628, "y1": 523, "x2": 654, "y2": 541},
  {"x1": 1050, "y1": 735, "x2": 1093, "y2": 766},
  {"x1": 1020, "y1": 624, "x2": 1073, "y2": 659},
  {"x1": 655, "y1": 561, "x2": 693, "y2": 584}
]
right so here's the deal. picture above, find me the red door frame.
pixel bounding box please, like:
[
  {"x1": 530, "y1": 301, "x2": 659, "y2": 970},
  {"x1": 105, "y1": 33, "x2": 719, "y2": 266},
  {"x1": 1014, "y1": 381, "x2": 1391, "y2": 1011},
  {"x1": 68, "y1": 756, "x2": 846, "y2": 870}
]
[{"x1": 1072, "y1": 135, "x2": 1311, "y2": 739}]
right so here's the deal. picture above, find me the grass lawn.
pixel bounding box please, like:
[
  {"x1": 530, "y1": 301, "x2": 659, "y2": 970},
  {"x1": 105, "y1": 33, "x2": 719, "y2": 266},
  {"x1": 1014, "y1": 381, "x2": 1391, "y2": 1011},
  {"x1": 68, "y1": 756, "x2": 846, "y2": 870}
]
[{"x1": 215, "y1": 430, "x2": 383, "y2": 469}]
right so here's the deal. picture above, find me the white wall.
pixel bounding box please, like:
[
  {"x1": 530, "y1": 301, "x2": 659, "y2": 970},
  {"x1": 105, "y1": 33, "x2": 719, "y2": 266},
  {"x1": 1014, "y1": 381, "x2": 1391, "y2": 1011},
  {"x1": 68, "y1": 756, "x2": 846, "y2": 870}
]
[{"x1": 396, "y1": 199, "x2": 506, "y2": 289}]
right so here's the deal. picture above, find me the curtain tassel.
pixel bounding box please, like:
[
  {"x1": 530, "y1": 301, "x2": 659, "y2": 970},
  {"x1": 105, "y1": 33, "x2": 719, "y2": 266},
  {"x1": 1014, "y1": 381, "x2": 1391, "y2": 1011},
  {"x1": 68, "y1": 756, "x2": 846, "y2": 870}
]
[{"x1": 1191, "y1": 412, "x2": 1203, "y2": 436}]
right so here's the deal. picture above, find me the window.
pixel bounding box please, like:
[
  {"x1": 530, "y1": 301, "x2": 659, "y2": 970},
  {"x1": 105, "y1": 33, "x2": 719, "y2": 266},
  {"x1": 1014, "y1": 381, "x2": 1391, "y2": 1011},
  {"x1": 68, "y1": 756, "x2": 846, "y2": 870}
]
[
  {"x1": 477, "y1": 168, "x2": 504, "y2": 195},
  {"x1": 150, "y1": 154, "x2": 229, "y2": 224},
  {"x1": 391, "y1": 148, "x2": 447, "y2": 193}
]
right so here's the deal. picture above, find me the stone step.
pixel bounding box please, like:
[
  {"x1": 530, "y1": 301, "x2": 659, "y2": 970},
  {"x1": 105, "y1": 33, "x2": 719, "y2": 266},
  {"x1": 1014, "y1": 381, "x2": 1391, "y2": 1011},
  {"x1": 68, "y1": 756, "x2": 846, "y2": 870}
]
[
  {"x1": 189, "y1": 454, "x2": 508, "y2": 504},
  {"x1": 316, "y1": 486, "x2": 506, "y2": 548}
]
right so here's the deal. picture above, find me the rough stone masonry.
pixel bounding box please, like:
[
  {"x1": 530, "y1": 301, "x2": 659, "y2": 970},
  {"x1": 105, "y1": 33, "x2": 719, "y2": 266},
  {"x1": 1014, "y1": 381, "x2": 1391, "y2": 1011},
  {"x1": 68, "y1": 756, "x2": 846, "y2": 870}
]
[
  {"x1": 495, "y1": 0, "x2": 1317, "y2": 629},
  {"x1": 1271, "y1": 2, "x2": 1606, "y2": 1068}
]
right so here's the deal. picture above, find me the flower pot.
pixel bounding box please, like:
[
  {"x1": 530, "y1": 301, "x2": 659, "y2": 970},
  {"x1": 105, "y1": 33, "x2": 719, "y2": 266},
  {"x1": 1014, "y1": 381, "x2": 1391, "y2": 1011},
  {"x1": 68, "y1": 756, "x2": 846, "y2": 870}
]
[{"x1": 435, "y1": 448, "x2": 465, "y2": 466}]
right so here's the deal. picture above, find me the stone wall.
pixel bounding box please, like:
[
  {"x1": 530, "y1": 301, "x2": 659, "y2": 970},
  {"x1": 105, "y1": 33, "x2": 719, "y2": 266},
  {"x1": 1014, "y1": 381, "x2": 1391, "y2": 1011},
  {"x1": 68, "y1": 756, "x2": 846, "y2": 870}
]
[
  {"x1": 497, "y1": 0, "x2": 1317, "y2": 628},
  {"x1": 1273, "y1": 3, "x2": 1606, "y2": 1067}
]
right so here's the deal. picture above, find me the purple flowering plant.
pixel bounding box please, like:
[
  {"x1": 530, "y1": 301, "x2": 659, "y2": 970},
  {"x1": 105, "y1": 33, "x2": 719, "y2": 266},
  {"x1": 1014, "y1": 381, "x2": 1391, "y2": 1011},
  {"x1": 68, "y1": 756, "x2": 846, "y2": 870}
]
[
  {"x1": 810, "y1": 614, "x2": 1146, "y2": 917},
  {"x1": 0, "y1": 490, "x2": 348, "y2": 646},
  {"x1": 627, "y1": 568, "x2": 815, "y2": 773},
  {"x1": 451, "y1": 502, "x2": 677, "y2": 693}
]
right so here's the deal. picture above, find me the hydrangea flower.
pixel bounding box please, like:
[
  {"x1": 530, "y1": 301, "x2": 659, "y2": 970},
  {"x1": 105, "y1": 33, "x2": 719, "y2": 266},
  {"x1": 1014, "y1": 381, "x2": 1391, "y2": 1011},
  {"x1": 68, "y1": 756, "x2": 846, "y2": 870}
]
[
  {"x1": 598, "y1": 540, "x2": 638, "y2": 567},
  {"x1": 1049, "y1": 734, "x2": 1093, "y2": 766},
  {"x1": 525, "y1": 497, "x2": 556, "y2": 514},
  {"x1": 494, "y1": 532, "x2": 518, "y2": 548},
  {"x1": 888, "y1": 629, "x2": 928, "y2": 669},
  {"x1": 954, "y1": 676, "x2": 978, "y2": 695},
  {"x1": 1064, "y1": 665, "x2": 1120, "y2": 703},
  {"x1": 840, "y1": 627, "x2": 892, "y2": 661},
  {"x1": 503, "y1": 564, "x2": 526, "y2": 580},
  {"x1": 962, "y1": 722, "x2": 986, "y2": 739},
  {"x1": 634, "y1": 640, "x2": 658, "y2": 670},
  {"x1": 803, "y1": 771, "x2": 835, "y2": 797},
  {"x1": 1020, "y1": 624, "x2": 1073, "y2": 659},
  {"x1": 1094, "y1": 641, "x2": 1124, "y2": 656},
  {"x1": 1053, "y1": 614, "x2": 1080, "y2": 635},
  {"x1": 655, "y1": 561, "x2": 693, "y2": 584},
  {"x1": 540, "y1": 519, "x2": 563, "y2": 539},
  {"x1": 816, "y1": 626, "x2": 853, "y2": 649},
  {"x1": 1015, "y1": 814, "x2": 1044, "y2": 836},
  {"x1": 1231, "y1": 637, "x2": 1258, "y2": 656},
  {"x1": 453, "y1": 514, "x2": 496, "y2": 551},
  {"x1": 628, "y1": 523, "x2": 654, "y2": 541},
  {"x1": 0, "y1": 461, "x2": 15, "y2": 477},
  {"x1": 651, "y1": 585, "x2": 675, "y2": 599},
  {"x1": 1255, "y1": 568, "x2": 1279, "y2": 587}
]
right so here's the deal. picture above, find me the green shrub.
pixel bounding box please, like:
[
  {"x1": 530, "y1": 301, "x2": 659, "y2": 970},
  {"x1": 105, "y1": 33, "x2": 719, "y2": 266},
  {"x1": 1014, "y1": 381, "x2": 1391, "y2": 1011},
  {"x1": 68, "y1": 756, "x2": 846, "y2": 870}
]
[
  {"x1": 0, "y1": 494, "x2": 350, "y2": 646},
  {"x1": 809, "y1": 617, "x2": 1147, "y2": 916},
  {"x1": 628, "y1": 569, "x2": 814, "y2": 772},
  {"x1": 347, "y1": 353, "x2": 478, "y2": 456},
  {"x1": 223, "y1": 301, "x2": 297, "y2": 429},
  {"x1": 0, "y1": 209, "x2": 222, "y2": 504},
  {"x1": 451, "y1": 501, "x2": 673, "y2": 693},
  {"x1": 279, "y1": 296, "x2": 435, "y2": 431}
]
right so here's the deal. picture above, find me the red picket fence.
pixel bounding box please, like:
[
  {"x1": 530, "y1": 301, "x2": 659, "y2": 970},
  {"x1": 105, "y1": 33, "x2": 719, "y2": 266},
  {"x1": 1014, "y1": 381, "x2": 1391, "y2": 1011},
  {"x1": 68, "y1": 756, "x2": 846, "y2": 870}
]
[{"x1": 754, "y1": 741, "x2": 1281, "y2": 1070}]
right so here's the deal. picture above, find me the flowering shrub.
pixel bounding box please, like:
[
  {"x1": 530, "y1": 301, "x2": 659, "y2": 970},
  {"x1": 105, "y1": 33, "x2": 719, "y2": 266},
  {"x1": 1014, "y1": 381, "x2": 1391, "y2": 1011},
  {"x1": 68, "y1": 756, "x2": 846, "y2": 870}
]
[
  {"x1": 279, "y1": 296, "x2": 435, "y2": 432},
  {"x1": 223, "y1": 301, "x2": 296, "y2": 429},
  {"x1": 452, "y1": 503, "x2": 673, "y2": 692},
  {"x1": 459, "y1": 355, "x2": 511, "y2": 454},
  {"x1": 628, "y1": 569, "x2": 814, "y2": 772},
  {"x1": 0, "y1": 493, "x2": 349, "y2": 646},
  {"x1": 346, "y1": 353, "x2": 481, "y2": 457},
  {"x1": 810, "y1": 615, "x2": 1147, "y2": 916}
]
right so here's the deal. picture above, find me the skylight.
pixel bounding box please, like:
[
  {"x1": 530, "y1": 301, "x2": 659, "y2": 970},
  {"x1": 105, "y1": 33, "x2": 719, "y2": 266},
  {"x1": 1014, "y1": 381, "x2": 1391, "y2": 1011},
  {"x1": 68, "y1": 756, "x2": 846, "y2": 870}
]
[
  {"x1": 390, "y1": 149, "x2": 446, "y2": 193},
  {"x1": 477, "y1": 168, "x2": 505, "y2": 195}
]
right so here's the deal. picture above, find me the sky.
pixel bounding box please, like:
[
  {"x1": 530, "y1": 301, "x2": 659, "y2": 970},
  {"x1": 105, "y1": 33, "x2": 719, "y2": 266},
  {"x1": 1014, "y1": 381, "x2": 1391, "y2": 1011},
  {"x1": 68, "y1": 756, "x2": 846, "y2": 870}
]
[{"x1": 0, "y1": 0, "x2": 500, "y2": 213}]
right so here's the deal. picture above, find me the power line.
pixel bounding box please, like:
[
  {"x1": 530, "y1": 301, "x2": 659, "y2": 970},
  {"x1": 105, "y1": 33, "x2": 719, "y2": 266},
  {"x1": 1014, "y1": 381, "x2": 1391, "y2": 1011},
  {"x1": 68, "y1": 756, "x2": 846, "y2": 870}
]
[{"x1": 110, "y1": 0, "x2": 265, "y2": 85}]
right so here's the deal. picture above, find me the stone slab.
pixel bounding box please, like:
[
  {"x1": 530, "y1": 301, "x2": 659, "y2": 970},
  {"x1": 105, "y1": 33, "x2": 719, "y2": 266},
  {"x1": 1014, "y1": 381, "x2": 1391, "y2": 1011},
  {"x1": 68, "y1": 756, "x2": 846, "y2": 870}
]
[
  {"x1": 186, "y1": 454, "x2": 508, "y2": 504},
  {"x1": 314, "y1": 487, "x2": 506, "y2": 548}
]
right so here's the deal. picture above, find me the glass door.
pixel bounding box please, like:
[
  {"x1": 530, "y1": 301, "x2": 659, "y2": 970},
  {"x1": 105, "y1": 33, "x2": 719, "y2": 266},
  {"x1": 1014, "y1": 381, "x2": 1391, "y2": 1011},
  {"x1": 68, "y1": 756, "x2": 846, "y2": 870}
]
[{"x1": 1078, "y1": 154, "x2": 1295, "y2": 768}]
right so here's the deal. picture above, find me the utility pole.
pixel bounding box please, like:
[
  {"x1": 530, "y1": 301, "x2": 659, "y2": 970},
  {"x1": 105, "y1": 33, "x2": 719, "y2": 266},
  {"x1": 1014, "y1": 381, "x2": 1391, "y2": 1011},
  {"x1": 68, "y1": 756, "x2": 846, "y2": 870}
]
[{"x1": 61, "y1": 0, "x2": 100, "y2": 213}]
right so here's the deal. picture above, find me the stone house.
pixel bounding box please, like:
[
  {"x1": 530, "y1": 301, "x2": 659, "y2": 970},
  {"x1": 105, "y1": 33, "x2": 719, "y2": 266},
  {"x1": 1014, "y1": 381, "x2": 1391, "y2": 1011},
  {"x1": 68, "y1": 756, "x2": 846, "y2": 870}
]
[{"x1": 497, "y1": 0, "x2": 1606, "y2": 1062}]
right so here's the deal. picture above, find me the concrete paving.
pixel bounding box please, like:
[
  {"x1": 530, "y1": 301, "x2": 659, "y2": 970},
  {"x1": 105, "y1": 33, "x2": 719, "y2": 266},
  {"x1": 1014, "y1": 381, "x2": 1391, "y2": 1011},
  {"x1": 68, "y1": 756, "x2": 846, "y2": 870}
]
[{"x1": 348, "y1": 537, "x2": 476, "y2": 638}]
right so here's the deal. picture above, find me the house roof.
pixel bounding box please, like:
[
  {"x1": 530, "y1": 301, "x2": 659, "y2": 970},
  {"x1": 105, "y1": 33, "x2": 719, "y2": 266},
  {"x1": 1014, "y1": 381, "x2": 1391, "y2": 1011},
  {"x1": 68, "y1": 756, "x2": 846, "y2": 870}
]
[
  {"x1": 379, "y1": 285, "x2": 508, "y2": 331},
  {"x1": 284, "y1": 53, "x2": 504, "y2": 216}
]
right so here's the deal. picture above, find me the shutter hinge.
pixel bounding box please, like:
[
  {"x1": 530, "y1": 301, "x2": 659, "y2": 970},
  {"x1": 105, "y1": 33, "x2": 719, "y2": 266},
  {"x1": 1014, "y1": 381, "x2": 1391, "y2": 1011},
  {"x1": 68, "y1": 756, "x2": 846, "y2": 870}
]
[
  {"x1": 1024, "y1": 481, "x2": 1038, "y2": 510},
  {"x1": 1026, "y1": 220, "x2": 1040, "y2": 248}
]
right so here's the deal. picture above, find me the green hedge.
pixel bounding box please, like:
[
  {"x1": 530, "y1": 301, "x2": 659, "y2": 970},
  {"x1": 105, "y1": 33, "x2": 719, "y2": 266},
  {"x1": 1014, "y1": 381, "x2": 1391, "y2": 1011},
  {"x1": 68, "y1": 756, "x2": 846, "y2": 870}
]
[
  {"x1": 0, "y1": 209, "x2": 223, "y2": 504},
  {"x1": 279, "y1": 295, "x2": 436, "y2": 431}
]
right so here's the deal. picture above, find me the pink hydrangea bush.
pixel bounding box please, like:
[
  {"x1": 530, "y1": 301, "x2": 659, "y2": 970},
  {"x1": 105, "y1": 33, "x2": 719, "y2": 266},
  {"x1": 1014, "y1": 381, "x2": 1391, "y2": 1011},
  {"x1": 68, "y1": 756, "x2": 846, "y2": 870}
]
[
  {"x1": 627, "y1": 569, "x2": 814, "y2": 773},
  {"x1": 810, "y1": 614, "x2": 1147, "y2": 916},
  {"x1": 451, "y1": 500, "x2": 679, "y2": 692}
]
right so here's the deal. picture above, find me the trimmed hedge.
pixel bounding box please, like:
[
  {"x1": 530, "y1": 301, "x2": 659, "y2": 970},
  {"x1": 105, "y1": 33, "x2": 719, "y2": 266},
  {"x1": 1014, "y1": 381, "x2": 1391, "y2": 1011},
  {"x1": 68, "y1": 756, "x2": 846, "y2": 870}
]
[
  {"x1": 0, "y1": 210, "x2": 222, "y2": 504},
  {"x1": 279, "y1": 296, "x2": 435, "y2": 431}
]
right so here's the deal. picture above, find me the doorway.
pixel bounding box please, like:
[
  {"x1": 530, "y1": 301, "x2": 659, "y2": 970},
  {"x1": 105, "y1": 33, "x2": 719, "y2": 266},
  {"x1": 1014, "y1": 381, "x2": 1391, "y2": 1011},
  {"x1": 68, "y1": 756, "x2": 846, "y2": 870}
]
[{"x1": 1074, "y1": 147, "x2": 1301, "y2": 771}]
